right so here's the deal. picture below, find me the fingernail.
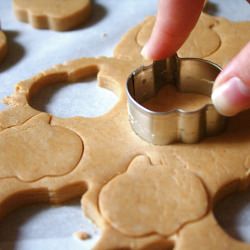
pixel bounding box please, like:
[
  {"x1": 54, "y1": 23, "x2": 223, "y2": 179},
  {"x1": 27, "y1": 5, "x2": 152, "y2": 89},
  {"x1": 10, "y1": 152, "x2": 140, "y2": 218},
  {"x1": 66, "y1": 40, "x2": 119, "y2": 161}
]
[
  {"x1": 141, "y1": 43, "x2": 151, "y2": 60},
  {"x1": 212, "y1": 77, "x2": 250, "y2": 116}
]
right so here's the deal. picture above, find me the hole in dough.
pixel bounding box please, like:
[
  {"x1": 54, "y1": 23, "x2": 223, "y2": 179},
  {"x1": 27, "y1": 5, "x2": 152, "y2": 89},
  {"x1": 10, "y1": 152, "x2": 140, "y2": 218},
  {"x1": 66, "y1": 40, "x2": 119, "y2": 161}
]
[
  {"x1": 29, "y1": 74, "x2": 118, "y2": 118},
  {"x1": 0, "y1": 197, "x2": 99, "y2": 249},
  {"x1": 214, "y1": 188, "x2": 250, "y2": 243}
]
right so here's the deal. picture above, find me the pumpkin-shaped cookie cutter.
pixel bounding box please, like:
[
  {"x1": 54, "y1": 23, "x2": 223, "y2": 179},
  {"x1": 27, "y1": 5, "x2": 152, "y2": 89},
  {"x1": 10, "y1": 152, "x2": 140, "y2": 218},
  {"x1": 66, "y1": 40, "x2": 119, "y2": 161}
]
[{"x1": 126, "y1": 54, "x2": 227, "y2": 145}]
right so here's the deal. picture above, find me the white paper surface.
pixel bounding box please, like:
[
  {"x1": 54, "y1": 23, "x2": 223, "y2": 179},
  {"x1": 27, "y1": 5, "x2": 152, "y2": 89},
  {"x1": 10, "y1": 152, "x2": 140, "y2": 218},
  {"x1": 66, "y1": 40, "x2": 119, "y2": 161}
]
[{"x1": 0, "y1": 0, "x2": 249, "y2": 249}]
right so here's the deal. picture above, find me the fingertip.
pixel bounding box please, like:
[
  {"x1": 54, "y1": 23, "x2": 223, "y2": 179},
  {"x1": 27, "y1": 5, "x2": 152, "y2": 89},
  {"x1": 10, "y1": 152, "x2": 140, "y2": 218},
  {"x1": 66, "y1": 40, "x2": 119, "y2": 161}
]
[
  {"x1": 212, "y1": 77, "x2": 250, "y2": 116},
  {"x1": 141, "y1": 43, "x2": 151, "y2": 60}
]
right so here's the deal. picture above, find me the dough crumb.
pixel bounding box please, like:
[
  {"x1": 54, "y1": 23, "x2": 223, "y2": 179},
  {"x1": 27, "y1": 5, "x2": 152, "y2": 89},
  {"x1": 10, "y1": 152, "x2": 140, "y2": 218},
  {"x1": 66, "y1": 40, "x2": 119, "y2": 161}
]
[{"x1": 73, "y1": 231, "x2": 91, "y2": 241}]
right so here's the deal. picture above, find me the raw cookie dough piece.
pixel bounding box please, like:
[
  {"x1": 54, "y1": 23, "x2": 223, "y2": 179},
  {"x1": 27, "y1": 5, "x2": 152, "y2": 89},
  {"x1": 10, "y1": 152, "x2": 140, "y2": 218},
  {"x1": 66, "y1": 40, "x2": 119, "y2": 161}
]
[
  {"x1": 0, "y1": 30, "x2": 7, "y2": 63},
  {"x1": 143, "y1": 84, "x2": 211, "y2": 112},
  {"x1": 13, "y1": 0, "x2": 91, "y2": 31},
  {"x1": 99, "y1": 155, "x2": 208, "y2": 237},
  {"x1": 0, "y1": 113, "x2": 83, "y2": 182}
]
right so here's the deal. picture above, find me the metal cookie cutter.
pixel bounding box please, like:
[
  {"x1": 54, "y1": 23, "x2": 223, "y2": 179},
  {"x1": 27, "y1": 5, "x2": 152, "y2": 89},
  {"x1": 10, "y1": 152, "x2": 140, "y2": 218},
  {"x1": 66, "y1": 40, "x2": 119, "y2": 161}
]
[{"x1": 126, "y1": 54, "x2": 226, "y2": 145}]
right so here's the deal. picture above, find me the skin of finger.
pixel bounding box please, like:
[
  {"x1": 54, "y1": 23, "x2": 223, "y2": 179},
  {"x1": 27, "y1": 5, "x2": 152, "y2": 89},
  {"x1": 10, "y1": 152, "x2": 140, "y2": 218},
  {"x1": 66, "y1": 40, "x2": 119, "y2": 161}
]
[
  {"x1": 144, "y1": 0, "x2": 205, "y2": 60},
  {"x1": 214, "y1": 42, "x2": 250, "y2": 89}
]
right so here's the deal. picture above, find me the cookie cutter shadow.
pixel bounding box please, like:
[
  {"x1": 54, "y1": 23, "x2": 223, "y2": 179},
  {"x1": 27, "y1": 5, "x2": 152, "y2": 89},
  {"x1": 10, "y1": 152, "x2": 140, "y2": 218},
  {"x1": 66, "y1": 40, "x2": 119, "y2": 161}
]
[
  {"x1": 0, "y1": 199, "x2": 82, "y2": 250},
  {"x1": 203, "y1": 1, "x2": 219, "y2": 16},
  {"x1": 214, "y1": 189, "x2": 250, "y2": 243},
  {"x1": 76, "y1": 1, "x2": 108, "y2": 30},
  {"x1": 0, "y1": 30, "x2": 26, "y2": 73}
]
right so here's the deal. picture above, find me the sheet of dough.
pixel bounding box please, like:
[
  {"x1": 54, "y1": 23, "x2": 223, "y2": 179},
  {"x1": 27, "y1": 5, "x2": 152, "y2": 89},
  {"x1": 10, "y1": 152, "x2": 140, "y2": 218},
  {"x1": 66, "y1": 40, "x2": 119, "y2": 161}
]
[{"x1": 0, "y1": 1, "x2": 249, "y2": 250}]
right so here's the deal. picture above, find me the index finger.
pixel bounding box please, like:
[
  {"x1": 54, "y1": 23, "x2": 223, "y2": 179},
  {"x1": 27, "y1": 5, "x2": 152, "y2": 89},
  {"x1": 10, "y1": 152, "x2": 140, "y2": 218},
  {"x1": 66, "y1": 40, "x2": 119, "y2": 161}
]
[{"x1": 142, "y1": 0, "x2": 205, "y2": 60}]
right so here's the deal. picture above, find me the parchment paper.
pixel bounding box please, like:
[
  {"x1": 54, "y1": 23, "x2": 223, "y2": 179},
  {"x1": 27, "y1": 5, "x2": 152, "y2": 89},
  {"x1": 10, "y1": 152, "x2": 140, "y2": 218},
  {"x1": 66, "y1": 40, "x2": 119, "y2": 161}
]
[{"x1": 0, "y1": 1, "x2": 249, "y2": 249}]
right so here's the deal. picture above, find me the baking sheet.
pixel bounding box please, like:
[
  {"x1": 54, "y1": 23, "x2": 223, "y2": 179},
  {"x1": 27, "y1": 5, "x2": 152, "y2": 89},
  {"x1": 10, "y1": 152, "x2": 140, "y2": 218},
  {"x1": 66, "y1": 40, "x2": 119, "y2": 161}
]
[{"x1": 0, "y1": 0, "x2": 250, "y2": 249}]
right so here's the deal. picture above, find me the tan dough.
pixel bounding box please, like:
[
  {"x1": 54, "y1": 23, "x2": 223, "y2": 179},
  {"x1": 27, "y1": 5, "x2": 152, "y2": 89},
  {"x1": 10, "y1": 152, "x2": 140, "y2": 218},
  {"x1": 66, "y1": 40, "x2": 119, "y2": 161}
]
[
  {"x1": 205, "y1": 17, "x2": 250, "y2": 66},
  {"x1": 176, "y1": 213, "x2": 250, "y2": 250},
  {"x1": 0, "y1": 113, "x2": 83, "y2": 182},
  {"x1": 99, "y1": 155, "x2": 208, "y2": 236},
  {"x1": 0, "y1": 14, "x2": 250, "y2": 250},
  {"x1": 13, "y1": 0, "x2": 91, "y2": 31},
  {"x1": 142, "y1": 84, "x2": 211, "y2": 112},
  {"x1": 0, "y1": 31, "x2": 7, "y2": 63}
]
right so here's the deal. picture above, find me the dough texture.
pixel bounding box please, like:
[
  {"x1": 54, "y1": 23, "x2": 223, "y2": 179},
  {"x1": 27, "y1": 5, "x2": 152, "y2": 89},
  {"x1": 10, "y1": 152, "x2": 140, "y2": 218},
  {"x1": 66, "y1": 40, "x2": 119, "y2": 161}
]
[
  {"x1": 142, "y1": 84, "x2": 211, "y2": 112},
  {"x1": 0, "y1": 13, "x2": 250, "y2": 250},
  {"x1": 13, "y1": 0, "x2": 91, "y2": 31},
  {"x1": 99, "y1": 155, "x2": 208, "y2": 236}
]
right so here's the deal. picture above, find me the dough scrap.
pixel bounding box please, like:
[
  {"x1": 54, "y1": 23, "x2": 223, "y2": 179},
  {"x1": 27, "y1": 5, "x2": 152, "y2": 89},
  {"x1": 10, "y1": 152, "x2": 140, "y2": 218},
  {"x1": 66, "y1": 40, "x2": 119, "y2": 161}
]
[
  {"x1": 13, "y1": 0, "x2": 91, "y2": 31},
  {"x1": 0, "y1": 31, "x2": 7, "y2": 63},
  {"x1": 0, "y1": 13, "x2": 250, "y2": 250}
]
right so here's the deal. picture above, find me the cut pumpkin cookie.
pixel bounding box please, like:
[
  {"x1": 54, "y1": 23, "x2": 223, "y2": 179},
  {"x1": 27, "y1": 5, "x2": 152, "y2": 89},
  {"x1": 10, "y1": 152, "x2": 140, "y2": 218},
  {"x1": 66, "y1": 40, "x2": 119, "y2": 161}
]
[
  {"x1": 0, "y1": 30, "x2": 7, "y2": 63},
  {"x1": 0, "y1": 113, "x2": 83, "y2": 182},
  {"x1": 13, "y1": 0, "x2": 92, "y2": 31},
  {"x1": 99, "y1": 155, "x2": 208, "y2": 237}
]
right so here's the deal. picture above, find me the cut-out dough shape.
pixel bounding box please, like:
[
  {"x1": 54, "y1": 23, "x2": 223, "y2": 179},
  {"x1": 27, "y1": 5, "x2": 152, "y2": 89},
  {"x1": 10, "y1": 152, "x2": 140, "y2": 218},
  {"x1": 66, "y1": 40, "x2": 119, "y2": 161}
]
[
  {"x1": 0, "y1": 14, "x2": 250, "y2": 250},
  {"x1": 13, "y1": 0, "x2": 91, "y2": 31},
  {"x1": 0, "y1": 113, "x2": 83, "y2": 182},
  {"x1": 0, "y1": 31, "x2": 7, "y2": 63},
  {"x1": 99, "y1": 155, "x2": 208, "y2": 237}
]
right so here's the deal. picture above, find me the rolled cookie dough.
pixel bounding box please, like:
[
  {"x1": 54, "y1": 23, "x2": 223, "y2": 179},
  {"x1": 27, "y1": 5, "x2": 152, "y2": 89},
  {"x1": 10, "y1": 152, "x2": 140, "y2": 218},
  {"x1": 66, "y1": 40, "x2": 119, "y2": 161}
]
[
  {"x1": 99, "y1": 155, "x2": 208, "y2": 237},
  {"x1": 13, "y1": 0, "x2": 91, "y2": 31},
  {"x1": 1, "y1": 56, "x2": 250, "y2": 250},
  {"x1": 0, "y1": 13, "x2": 250, "y2": 250},
  {"x1": 0, "y1": 30, "x2": 7, "y2": 63}
]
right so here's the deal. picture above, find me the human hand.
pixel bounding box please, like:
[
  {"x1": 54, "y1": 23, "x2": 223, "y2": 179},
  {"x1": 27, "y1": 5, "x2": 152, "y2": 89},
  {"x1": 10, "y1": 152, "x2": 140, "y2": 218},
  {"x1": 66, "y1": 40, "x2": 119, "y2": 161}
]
[
  {"x1": 142, "y1": 0, "x2": 250, "y2": 116},
  {"x1": 141, "y1": 0, "x2": 205, "y2": 60},
  {"x1": 212, "y1": 42, "x2": 250, "y2": 116}
]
